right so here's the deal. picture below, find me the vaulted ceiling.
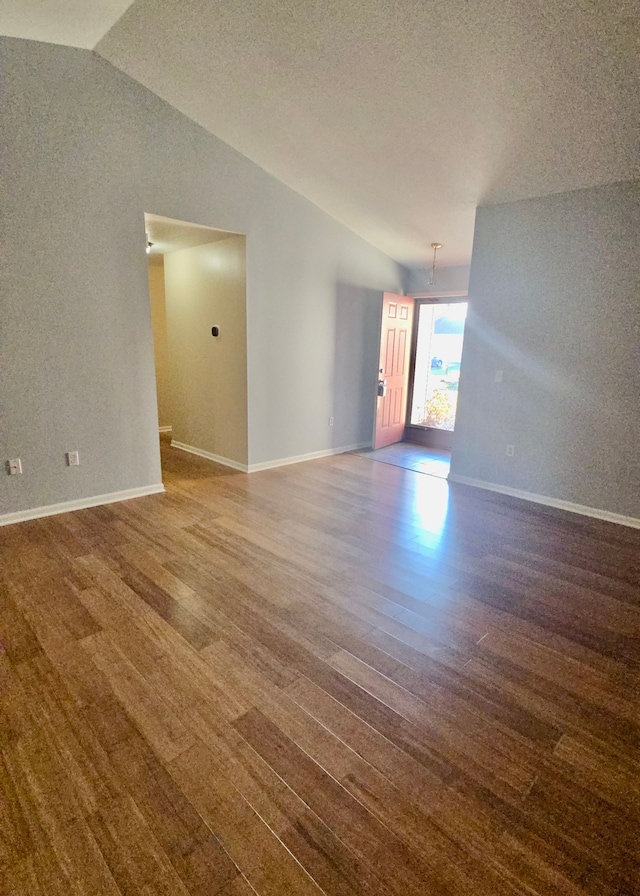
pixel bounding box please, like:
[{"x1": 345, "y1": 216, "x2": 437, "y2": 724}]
[{"x1": 2, "y1": 1, "x2": 638, "y2": 267}]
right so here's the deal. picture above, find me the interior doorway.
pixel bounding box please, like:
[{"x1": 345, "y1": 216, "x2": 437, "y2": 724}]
[{"x1": 145, "y1": 213, "x2": 248, "y2": 474}]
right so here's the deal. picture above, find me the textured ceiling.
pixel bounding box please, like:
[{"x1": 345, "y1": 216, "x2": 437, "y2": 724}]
[{"x1": 3, "y1": 1, "x2": 639, "y2": 267}]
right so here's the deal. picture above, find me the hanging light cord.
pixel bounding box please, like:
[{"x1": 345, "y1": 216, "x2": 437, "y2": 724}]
[{"x1": 428, "y1": 242, "x2": 442, "y2": 285}]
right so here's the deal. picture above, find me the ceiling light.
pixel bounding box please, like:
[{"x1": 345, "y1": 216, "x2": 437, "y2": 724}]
[{"x1": 428, "y1": 242, "x2": 442, "y2": 286}]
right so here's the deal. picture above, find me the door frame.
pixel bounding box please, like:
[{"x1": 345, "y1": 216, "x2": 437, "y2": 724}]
[{"x1": 404, "y1": 293, "x2": 468, "y2": 451}]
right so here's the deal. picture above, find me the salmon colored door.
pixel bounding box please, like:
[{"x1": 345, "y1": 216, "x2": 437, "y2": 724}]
[{"x1": 373, "y1": 292, "x2": 414, "y2": 449}]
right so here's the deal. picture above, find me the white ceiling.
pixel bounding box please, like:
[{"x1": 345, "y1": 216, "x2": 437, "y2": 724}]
[{"x1": 3, "y1": 1, "x2": 639, "y2": 267}]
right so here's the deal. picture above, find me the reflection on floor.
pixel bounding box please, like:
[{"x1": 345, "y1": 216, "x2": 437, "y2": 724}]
[{"x1": 352, "y1": 441, "x2": 451, "y2": 478}]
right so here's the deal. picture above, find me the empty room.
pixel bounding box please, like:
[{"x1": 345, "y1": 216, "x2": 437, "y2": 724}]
[{"x1": 1, "y1": 3, "x2": 638, "y2": 895}]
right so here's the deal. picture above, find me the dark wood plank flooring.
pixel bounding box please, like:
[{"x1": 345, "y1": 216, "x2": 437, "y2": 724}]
[{"x1": 1, "y1": 441, "x2": 639, "y2": 895}]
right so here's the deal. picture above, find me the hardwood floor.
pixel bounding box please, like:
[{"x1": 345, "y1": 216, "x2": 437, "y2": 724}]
[
  {"x1": 1, "y1": 441, "x2": 639, "y2": 895},
  {"x1": 351, "y1": 443, "x2": 451, "y2": 478}
]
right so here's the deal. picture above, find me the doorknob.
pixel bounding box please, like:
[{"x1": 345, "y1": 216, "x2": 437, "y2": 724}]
[{"x1": 377, "y1": 379, "x2": 387, "y2": 397}]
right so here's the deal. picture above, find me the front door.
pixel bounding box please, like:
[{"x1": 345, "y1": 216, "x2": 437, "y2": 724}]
[
  {"x1": 373, "y1": 292, "x2": 414, "y2": 449},
  {"x1": 407, "y1": 300, "x2": 468, "y2": 450}
]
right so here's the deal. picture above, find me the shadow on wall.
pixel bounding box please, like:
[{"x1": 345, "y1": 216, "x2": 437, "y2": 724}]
[{"x1": 330, "y1": 282, "x2": 384, "y2": 450}]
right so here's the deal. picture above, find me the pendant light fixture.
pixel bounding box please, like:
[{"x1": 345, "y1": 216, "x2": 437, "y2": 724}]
[{"x1": 428, "y1": 242, "x2": 442, "y2": 286}]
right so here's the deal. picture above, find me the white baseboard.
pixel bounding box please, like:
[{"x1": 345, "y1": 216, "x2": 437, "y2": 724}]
[
  {"x1": 171, "y1": 441, "x2": 249, "y2": 472},
  {"x1": 0, "y1": 483, "x2": 165, "y2": 528},
  {"x1": 158, "y1": 426, "x2": 172, "y2": 434},
  {"x1": 171, "y1": 440, "x2": 370, "y2": 474},
  {"x1": 247, "y1": 442, "x2": 370, "y2": 473},
  {"x1": 447, "y1": 473, "x2": 640, "y2": 530}
]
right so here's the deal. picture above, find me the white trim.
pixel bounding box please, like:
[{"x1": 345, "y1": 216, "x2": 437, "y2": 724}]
[
  {"x1": 171, "y1": 439, "x2": 370, "y2": 474},
  {"x1": 447, "y1": 473, "x2": 640, "y2": 530},
  {"x1": 247, "y1": 442, "x2": 370, "y2": 473},
  {"x1": 158, "y1": 426, "x2": 172, "y2": 434},
  {"x1": 171, "y1": 441, "x2": 249, "y2": 472},
  {"x1": 0, "y1": 483, "x2": 165, "y2": 528},
  {"x1": 410, "y1": 291, "x2": 468, "y2": 300}
]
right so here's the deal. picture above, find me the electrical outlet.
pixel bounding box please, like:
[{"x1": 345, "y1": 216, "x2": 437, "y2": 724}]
[
  {"x1": 7, "y1": 458, "x2": 22, "y2": 475},
  {"x1": 494, "y1": 369, "x2": 504, "y2": 382},
  {"x1": 66, "y1": 451, "x2": 80, "y2": 466},
  {"x1": 506, "y1": 444, "x2": 515, "y2": 457},
  {"x1": 329, "y1": 417, "x2": 334, "y2": 427}
]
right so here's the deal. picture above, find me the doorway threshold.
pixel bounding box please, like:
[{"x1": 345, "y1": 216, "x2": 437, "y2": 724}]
[{"x1": 351, "y1": 443, "x2": 450, "y2": 478}]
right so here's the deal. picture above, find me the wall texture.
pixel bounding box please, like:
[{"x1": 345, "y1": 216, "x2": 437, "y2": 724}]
[
  {"x1": 0, "y1": 38, "x2": 405, "y2": 518},
  {"x1": 147, "y1": 257, "x2": 171, "y2": 430},
  {"x1": 451, "y1": 180, "x2": 640, "y2": 521},
  {"x1": 164, "y1": 236, "x2": 248, "y2": 466}
]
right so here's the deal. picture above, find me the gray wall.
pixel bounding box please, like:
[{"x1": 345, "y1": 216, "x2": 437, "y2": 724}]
[
  {"x1": 0, "y1": 38, "x2": 405, "y2": 516},
  {"x1": 451, "y1": 180, "x2": 640, "y2": 519}
]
